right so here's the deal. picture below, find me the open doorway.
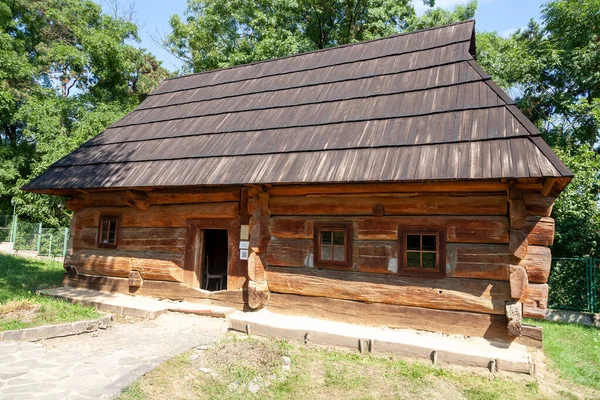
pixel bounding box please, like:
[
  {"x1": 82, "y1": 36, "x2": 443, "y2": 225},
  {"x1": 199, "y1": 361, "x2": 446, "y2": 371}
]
[{"x1": 201, "y1": 229, "x2": 228, "y2": 291}]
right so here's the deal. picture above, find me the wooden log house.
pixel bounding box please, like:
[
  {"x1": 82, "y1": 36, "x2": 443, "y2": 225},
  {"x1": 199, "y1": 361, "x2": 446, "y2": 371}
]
[{"x1": 23, "y1": 21, "x2": 572, "y2": 347}]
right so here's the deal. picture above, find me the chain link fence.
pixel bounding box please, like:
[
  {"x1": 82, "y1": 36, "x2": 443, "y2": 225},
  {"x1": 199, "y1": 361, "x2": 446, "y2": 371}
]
[{"x1": 0, "y1": 215, "x2": 69, "y2": 260}]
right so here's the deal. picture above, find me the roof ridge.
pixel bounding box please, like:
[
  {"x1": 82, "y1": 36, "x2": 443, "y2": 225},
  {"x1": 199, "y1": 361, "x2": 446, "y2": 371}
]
[{"x1": 162, "y1": 20, "x2": 475, "y2": 84}]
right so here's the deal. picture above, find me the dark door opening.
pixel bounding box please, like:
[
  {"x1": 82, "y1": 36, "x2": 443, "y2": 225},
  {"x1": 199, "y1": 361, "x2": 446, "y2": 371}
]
[{"x1": 202, "y1": 229, "x2": 228, "y2": 291}]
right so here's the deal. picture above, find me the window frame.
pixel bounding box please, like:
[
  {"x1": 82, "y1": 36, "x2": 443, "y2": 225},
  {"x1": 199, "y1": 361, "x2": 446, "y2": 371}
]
[
  {"x1": 97, "y1": 215, "x2": 122, "y2": 249},
  {"x1": 313, "y1": 222, "x2": 353, "y2": 270},
  {"x1": 397, "y1": 226, "x2": 446, "y2": 278}
]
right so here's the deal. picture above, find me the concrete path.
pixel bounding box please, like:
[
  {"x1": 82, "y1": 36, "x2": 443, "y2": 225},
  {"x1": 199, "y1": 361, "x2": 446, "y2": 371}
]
[{"x1": 0, "y1": 313, "x2": 228, "y2": 400}]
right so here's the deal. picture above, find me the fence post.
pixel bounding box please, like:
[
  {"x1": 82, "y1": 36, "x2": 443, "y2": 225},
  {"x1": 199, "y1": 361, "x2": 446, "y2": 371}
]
[
  {"x1": 591, "y1": 258, "x2": 598, "y2": 314},
  {"x1": 48, "y1": 234, "x2": 52, "y2": 258},
  {"x1": 62, "y1": 228, "x2": 69, "y2": 257},
  {"x1": 36, "y1": 223, "x2": 43, "y2": 253},
  {"x1": 10, "y1": 214, "x2": 17, "y2": 252}
]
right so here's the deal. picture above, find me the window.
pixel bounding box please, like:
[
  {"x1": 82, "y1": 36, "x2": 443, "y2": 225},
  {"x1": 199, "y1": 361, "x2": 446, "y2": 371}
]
[
  {"x1": 98, "y1": 215, "x2": 121, "y2": 248},
  {"x1": 398, "y1": 226, "x2": 446, "y2": 277},
  {"x1": 314, "y1": 223, "x2": 352, "y2": 269}
]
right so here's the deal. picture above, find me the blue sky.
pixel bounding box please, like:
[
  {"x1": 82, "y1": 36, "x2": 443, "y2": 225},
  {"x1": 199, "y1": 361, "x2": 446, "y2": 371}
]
[{"x1": 99, "y1": 0, "x2": 547, "y2": 73}]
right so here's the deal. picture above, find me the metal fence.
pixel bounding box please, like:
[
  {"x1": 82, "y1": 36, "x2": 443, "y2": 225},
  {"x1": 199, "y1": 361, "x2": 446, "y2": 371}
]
[
  {"x1": 548, "y1": 257, "x2": 599, "y2": 313},
  {"x1": 0, "y1": 215, "x2": 69, "y2": 259}
]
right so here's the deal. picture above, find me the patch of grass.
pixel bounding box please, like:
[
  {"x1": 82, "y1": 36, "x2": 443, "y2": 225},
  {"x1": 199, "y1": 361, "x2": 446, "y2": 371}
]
[
  {"x1": 0, "y1": 253, "x2": 101, "y2": 331},
  {"x1": 525, "y1": 318, "x2": 600, "y2": 390},
  {"x1": 118, "y1": 334, "x2": 576, "y2": 400}
]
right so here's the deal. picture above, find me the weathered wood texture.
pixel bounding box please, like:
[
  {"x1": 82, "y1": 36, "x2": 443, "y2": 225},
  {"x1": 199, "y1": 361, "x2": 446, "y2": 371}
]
[
  {"x1": 506, "y1": 301, "x2": 523, "y2": 336},
  {"x1": 77, "y1": 187, "x2": 240, "y2": 208},
  {"x1": 270, "y1": 195, "x2": 508, "y2": 216},
  {"x1": 78, "y1": 203, "x2": 239, "y2": 228},
  {"x1": 267, "y1": 293, "x2": 542, "y2": 348},
  {"x1": 65, "y1": 249, "x2": 184, "y2": 282},
  {"x1": 247, "y1": 188, "x2": 271, "y2": 309},
  {"x1": 524, "y1": 192, "x2": 554, "y2": 217},
  {"x1": 66, "y1": 273, "x2": 247, "y2": 309},
  {"x1": 520, "y1": 283, "x2": 548, "y2": 319},
  {"x1": 270, "y1": 216, "x2": 509, "y2": 243},
  {"x1": 74, "y1": 227, "x2": 186, "y2": 253},
  {"x1": 266, "y1": 267, "x2": 511, "y2": 315}
]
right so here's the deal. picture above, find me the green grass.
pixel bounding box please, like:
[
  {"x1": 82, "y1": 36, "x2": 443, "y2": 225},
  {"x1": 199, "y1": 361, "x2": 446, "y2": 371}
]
[
  {"x1": 526, "y1": 318, "x2": 600, "y2": 390},
  {"x1": 0, "y1": 253, "x2": 101, "y2": 331},
  {"x1": 118, "y1": 334, "x2": 565, "y2": 400}
]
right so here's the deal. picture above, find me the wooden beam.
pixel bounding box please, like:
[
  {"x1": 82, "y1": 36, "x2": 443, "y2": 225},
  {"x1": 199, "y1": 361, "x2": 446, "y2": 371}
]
[
  {"x1": 506, "y1": 301, "x2": 523, "y2": 337},
  {"x1": 509, "y1": 265, "x2": 528, "y2": 299},
  {"x1": 247, "y1": 187, "x2": 271, "y2": 309},
  {"x1": 266, "y1": 267, "x2": 511, "y2": 315},
  {"x1": 509, "y1": 229, "x2": 528, "y2": 259},
  {"x1": 126, "y1": 190, "x2": 150, "y2": 211},
  {"x1": 66, "y1": 198, "x2": 85, "y2": 212},
  {"x1": 128, "y1": 270, "x2": 143, "y2": 287}
]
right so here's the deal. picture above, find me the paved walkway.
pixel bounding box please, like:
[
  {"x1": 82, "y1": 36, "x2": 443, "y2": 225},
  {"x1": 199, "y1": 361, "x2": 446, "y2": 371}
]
[{"x1": 0, "y1": 313, "x2": 228, "y2": 400}]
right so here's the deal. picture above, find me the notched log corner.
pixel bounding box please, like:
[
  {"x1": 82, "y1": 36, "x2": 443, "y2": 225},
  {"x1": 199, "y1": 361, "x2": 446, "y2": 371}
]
[
  {"x1": 509, "y1": 265, "x2": 528, "y2": 299},
  {"x1": 248, "y1": 280, "x2": 270, "y2": 310},
  {"x1": 506, "y1": 301, "x2": 523, "y2": 337},
  {"x1": 128, "y1": 270, "x2": 144, "y2": 288}
]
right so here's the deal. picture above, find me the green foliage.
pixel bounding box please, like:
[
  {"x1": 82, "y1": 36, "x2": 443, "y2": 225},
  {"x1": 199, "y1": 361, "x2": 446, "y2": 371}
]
[
  {"x1": 166, "y1": 0, "x2": 473, "y2": 73},
  {"x1": 0, "y1": 0, "x2": 170, "y2": 226},
  {"x1": 477, "y1": 0, "x2": 600, "y2": 257}
]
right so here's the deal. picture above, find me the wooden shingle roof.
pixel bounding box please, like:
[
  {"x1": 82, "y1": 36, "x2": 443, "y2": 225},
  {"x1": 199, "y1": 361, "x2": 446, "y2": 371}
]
[{"x1": 23, "y1": 20, "x2": 572, "y2": 193}]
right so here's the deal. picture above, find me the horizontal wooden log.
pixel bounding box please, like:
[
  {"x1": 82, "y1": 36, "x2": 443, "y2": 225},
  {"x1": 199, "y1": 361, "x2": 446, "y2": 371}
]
[
  {"x1": 266, "y1": 267, "x2": 511, "y2": 315},
  {"x1": 358, "y1": 216, "x2": 509, "y2": 243},
  {"x1": 267, "y1": 293, "x2": 541, "y2": 347},
  {"x1": 78, "y1": 203, "x2": 239, "y2": 228},
  {"x1": 523, "y1": 216, "x2": 555, "y2": 246},
  {"x1": 269, "y1": 181, "x2": 509, "y2": 195},
  {"x1": 266, "y1": 239, "x2": 313, "y2": 267},
  {"x1": 74, "y1": 227, "x2": 186, "y2": 253},
  {"x1": 79, "y1": 187, "x2": 240, "y2": 207},
  {"x1": 509, "y1": 266, "x2": 528, "y2": 299},
  {"x1": 519, "y1": 246, "x2": 551, "y2": 283},
  {"x1": 509, "y1": 229, "x2": 528, "y2": 259},
  {"x1": 356, "y1": 241, "x2": 398, "y2": 274},
  {"x1": 448, "y1": 244, "x2": 515, "y2": 281},
  {"x1": 65, "y1": 249, "x2": 184, "y2": 282},
  {"x1": 270, "y1": 216, "x2": 509, "y2": 244},
  {"x1": 521, "y1": 283, "x2": 548, "y2": 319},
  {"x1": 66, "y1": 273, "x2": 247, "y2": 310},
  {"x1": 269, "y1": 195, "x2": 508, "y2": 216},
  {"x1": 524, "y1": 192, "x2": 554, "y2": 217}
]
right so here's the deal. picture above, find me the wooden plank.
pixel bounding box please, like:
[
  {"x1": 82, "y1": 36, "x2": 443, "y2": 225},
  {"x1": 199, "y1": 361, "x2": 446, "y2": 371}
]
[
  {"x1": 266, "y1": 239, "x2": 313, "y2": 267},
  {"x1": 271, "y1": 216, "x2": 509, "y2": 243},
  {"x1": 356, "y1": 241, "x2": 398, "y2": 274},
  {"x1": 523, "y1": 216, "x2": 555, "y2": 246},
  {"x1": 267, "y1": 293, "x2": 541, "y2": 347},
  {"x1": 509, "y1": 199, "x2": 527, "y2": 229},
  {"x1": 519, "y1": 246, "x2": 551, "y2": 283},
  {"x1": 269, "y1": 181, "x2": 509, "y2": 195},
  {"x1": 66, "y1": 273, "x2": 247, "y2": 310},
  {"x1": 269, "y1": 195, "x2": 508, "y2": 216},
  {"x1": 506, "y1": 301, "x2": 523, "y2": 337},
  {"x1": 357, "y1": 216, "x2": 509, "y2": 243},
  {"x1": 81, "y1": 187, "x2": 240, "y2": 207},
  {"x1": 78, "y1": 203, "x2": 239, "y2": 228},
  {"x1": 65, "y1": 249, "x2": 184, "y2": 282},
  {"x1": 74, "y1": 227, "x2": 186, "y2": 253},
  {"x1": 524, "y1": 192, "x2": 554, "y2": 217},
  {"x1": 448, "y1": 244, "x2": 515, "y2": 281},
  {"x1": 266, "y1": 267, "x2": 511, "y2": 315}
]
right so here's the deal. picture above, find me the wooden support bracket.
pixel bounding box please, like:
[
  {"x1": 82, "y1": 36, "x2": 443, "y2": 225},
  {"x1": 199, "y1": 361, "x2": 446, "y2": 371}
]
[{"x1": 506, "y1": 301, "x2": 523, "y2": 337}]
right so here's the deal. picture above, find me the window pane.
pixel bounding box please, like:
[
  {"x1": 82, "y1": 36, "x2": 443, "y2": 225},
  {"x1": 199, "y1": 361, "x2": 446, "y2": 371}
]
[
  {"x1": 332, "y1": 230, "x2": 345, "y2": 245},
  {"x1": 407, "y1": 235, "x2": 420, "y2": 251},
  {"x1": 333, "y1": 246, "x2": 345, "y2": 261},
  {"x1": 422, "y1": 235, "x2": 436, "y2": 251},
  {"x1": 108, "y1": 231, "x2": 116, "y2": 244},
  {"x1": 321, "y1": 246, "x2": 332, "y2": 260},
  {"x1": 422, "y1": 252, "x2": 436, "y2": 269},
  {"x1": 320, "y1": 230, "x2": 332, "y2": 245},
  {"x1": 406, "y1": 251, "x2": 420, "y2": 268}
]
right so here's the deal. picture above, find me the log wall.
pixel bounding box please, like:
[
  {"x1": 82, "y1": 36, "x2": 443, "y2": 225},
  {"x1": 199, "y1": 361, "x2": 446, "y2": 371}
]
[
  {"x1": 66, "y1": 189, "x2": 244, "y2": 288},
  {"x1": 265, "y1": 184, "x2": 557, "y2": 325}
]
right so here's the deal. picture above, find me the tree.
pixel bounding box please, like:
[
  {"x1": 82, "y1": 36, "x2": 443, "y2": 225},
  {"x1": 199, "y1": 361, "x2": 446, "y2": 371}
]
[
  {"x1": 476, "y1": 0, "x2": 600, "y2": 257},
  {"x1": 0, "y1": 0, "x2": 170, "y2": 225},
  {"x1": 165, "y1": 0, "x2": 478, "y2": 73}
]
